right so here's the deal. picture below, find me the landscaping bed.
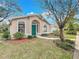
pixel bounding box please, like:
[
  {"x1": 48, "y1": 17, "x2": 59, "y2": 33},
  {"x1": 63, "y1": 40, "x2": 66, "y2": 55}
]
[{"x1": 5, "y1": 38, "x2": 30, "y2": 44}]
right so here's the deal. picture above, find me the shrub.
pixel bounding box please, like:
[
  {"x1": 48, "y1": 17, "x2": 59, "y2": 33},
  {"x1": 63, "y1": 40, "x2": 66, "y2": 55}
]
[
  {"x1": 33, "y1": 36, "x2": 37, "y2": 38},
  {"x1": 2, "y1": 31, "x2": 10, "y2": 40},
  {"x1": 27, "y1": 35, "x2": 37, "y2": 39},
  {"x1": 41, "y1": 34, "x2": 48, "y2": 36},
  {"x1": 53, "y1": 30, "x2": 60, "y2": 36},
  {"x1": 13, "y1": 32, "x2": 24, "y2": 39},
  {"x1": 65, "y1": 40, "x2": 74, "y2": 45},
  {"x1": 27, "y1": 35, "x2": 33, "y2": 39}
]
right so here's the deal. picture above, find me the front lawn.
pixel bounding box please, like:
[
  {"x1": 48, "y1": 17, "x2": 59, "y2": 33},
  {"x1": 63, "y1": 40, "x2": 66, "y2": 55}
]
[
  {"x1": 41, "y1": 33, "x2": 59, "y2": 38},
  {"x1": 65, "y1": 34, "x2": 76, "y2": 40},
  {"x1": 64, "y1": 31, "x2": 76, "y2": 41},
  {"x1": 0, "y1": 38, "x2": 73, "y2": 59}
]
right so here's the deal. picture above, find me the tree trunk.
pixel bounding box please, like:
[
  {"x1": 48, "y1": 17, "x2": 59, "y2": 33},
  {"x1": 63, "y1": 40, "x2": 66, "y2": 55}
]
[{"x1": 59, "y1": 28, "x2": 64, "y2": 41}]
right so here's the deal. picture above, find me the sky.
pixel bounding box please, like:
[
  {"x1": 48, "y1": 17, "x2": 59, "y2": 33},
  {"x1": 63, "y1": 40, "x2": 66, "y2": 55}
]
[
  {"x1": 0, "y1": 0, "x2": 79, "y2": 24},
  {"x1": 17, "y1": 0, "x2": 54, "y2": 24},
  {"x1": 0, "y1": 0, "x2": 54, "y2": 24},
  {"x1": 18, "y1": 0, "x2": 44, "y2": 15}
]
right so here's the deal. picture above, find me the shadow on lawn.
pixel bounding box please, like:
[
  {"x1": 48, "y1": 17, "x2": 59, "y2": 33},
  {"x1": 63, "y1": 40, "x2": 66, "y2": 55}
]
[{"x1": 53, "y1": 39, "x2": 75, "y2": 52}]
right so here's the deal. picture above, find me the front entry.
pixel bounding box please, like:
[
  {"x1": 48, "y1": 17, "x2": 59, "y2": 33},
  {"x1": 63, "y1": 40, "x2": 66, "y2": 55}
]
[{"x1": 32, "y1": 24, "x2": 37, "y2": 36}]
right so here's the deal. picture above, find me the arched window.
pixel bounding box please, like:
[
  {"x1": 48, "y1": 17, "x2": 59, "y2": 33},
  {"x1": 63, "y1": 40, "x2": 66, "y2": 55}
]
[
  {"x1": 18, "y1": 21, "x2": 25, "y2": 33},
  {"x1": 44, "y1": 25, "x2": 47, "y2": 32}
]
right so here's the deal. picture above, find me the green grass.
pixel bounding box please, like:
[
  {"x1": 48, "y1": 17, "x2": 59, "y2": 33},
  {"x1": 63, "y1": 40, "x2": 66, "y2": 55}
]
[
  {"x1": 65, "y1": 34, "x2": 76, "y2": 40},
  {"x1": 64, "y1": 31, "x2": 76, "y2": 41},
  {"x1": 0, "y1": 39, "x2": 73, "y2": 59},
  {"x1": 43, "y1": 31, "x2": 76, "y2": 41}
]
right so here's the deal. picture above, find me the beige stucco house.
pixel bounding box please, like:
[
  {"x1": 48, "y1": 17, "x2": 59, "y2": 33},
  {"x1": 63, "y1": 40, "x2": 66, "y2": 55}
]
[{"x1": 10, "y1": 14, "x2": 52, "y2": 38}]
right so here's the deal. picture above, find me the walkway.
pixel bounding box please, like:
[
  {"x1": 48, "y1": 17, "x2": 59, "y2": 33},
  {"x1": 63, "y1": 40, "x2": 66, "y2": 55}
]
[
  {"x1": 37, "y1": 36, "x2": 60, "y2": 40},
  {"x1": 73, "y1": 33, "x2": 79, "y2": 59}
]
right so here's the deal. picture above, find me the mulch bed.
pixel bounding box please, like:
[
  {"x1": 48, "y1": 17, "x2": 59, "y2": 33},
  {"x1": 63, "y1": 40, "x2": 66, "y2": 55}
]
[{"x1": 5, "y1": 38, "x2": 31, "y2": 44}]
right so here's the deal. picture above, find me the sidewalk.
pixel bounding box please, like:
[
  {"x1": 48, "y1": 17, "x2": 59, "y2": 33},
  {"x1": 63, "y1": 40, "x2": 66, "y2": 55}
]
[
  {"x1": 73, "y1": 33, "x2": 79, "y2": 59},
  {"x1": 37, "y1": 36, "x2": 60, "y2": 40}
]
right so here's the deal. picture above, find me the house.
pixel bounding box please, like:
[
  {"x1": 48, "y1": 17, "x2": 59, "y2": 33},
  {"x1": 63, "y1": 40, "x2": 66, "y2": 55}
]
[{"x1": 10, "y1": 14, "x2": 52, "y2": 38}]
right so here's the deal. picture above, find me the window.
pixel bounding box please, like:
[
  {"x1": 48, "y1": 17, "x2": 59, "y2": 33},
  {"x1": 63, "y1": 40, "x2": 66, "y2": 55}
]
[
  {"x1": 44, "y1": 25, "x2": 47, "y2": 32},
  {"x1": 18, "y1": 21, "x2": 25, "y2": 33}
]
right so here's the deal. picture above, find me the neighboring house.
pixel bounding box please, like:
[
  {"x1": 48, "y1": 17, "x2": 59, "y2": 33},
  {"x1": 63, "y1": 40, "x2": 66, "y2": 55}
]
[
  {"x1": 50, "y1": 24, "x2": 58, "y2": 32},
  {"x1": 10, "y1": 14, "x2": 52, "y2": 38}
]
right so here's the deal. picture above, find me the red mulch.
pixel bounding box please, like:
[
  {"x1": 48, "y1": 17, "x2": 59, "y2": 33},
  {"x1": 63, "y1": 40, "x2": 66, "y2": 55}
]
[{"x1": 6, "y1": 38, "x2": 31, "y2": 44}]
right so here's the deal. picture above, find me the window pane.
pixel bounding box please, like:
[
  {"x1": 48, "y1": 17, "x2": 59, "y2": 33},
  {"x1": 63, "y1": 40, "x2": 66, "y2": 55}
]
[
  {"x1": 18, "y1": 21, "x2": 25, "y2": 33},
  {"x1": 44, "y1": 25, "x2": 47, "y2": 32}
]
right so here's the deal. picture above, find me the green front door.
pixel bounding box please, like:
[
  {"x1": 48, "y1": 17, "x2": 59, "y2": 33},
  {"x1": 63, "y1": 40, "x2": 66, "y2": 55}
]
[{"x1": 32, "y1": 25, "x2": 36, "y2": 36}]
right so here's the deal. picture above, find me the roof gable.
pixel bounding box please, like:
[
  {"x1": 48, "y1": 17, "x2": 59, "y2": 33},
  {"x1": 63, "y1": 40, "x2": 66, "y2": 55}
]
[{"x1": 10, "y1": 14, "x2": 50, "y2": 25}]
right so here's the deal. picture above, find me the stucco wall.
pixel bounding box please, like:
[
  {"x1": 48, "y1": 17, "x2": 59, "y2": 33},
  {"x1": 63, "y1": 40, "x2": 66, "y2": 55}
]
[
  {"x1": 28, "y1": 16, "x2": 52, "y2": 35},
  {"x1": 10, "y1": 20, "x2": 17, "y2": 38},
  {"x1": 10, "y1": 18, "x2": 31, "y2": 37}
]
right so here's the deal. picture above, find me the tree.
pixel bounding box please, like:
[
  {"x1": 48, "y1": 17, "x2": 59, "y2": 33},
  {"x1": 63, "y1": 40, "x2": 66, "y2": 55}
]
[
  {"x1": 0, "y1": 0, "x2": 21, "y2": 22},
  {"x1": 40, "y1": 0, "x2": 79, "y2": 41},
  {"x1": 0, "y1": 22, "x2": 8, "y2": 32}
]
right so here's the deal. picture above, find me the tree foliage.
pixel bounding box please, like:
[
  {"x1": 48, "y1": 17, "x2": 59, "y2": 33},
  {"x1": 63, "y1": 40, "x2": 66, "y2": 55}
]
[
  {"x1": 67, "y1": 22, "x2": 76, "y2": 35},
  {"x1": 0, "y1": 22, "x2": 8, "y2": 32},
  {"x1": 0, "y1": 0, "x2": 22, "y2": 22}
]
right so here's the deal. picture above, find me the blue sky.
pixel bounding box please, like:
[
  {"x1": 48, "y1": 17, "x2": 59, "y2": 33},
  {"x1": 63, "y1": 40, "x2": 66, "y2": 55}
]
[
  {"x1": 17, "y1": 0, "x2": 54, "y2": 24},
  {"x1": 18, "y1": 0, "x2": 44, "y2": 15}
]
